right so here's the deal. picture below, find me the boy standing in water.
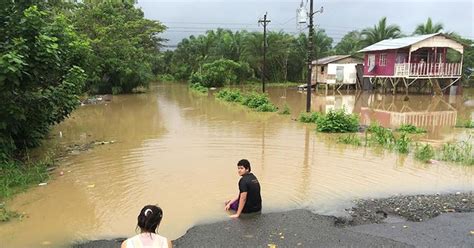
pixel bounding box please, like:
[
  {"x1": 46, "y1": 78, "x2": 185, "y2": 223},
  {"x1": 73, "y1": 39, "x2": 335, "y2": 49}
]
[{"x1": 225, "y1": 159, "x2": 262, "y2": 218}]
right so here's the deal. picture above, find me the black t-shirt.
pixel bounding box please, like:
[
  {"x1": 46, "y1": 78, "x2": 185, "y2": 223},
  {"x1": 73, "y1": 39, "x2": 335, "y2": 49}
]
[{"x1": 238, "y1": 173, "x2": 262, "y2": 213}]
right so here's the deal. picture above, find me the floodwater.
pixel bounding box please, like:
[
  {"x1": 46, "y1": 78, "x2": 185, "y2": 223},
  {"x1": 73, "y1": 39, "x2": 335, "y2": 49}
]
[{"x1": 1, "y1": 83, "x2": 473, "y2": 247}]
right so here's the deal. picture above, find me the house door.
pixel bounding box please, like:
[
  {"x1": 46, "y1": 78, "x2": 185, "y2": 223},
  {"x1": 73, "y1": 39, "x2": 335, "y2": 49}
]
[{"x1": 336, "y1": 66, "x2": 344, "y2": 83}]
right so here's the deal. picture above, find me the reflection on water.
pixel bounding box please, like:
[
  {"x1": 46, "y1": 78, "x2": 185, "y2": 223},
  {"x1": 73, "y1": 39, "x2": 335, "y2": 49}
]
[
  {"x1": 1, "y1": 84, "x2": 473, "y2": 247},
  {"x1": 270, "y1": 87, "x2": 474, "y2": 140}
]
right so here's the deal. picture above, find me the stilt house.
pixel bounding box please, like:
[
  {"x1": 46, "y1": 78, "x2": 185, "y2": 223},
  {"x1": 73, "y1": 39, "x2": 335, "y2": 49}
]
[
  {"x1": 359, "y1": 33, "x2": 465, "y2": 94},
  {"x1": 310, "y1": 55, "x2": 363, "y2": 90}
]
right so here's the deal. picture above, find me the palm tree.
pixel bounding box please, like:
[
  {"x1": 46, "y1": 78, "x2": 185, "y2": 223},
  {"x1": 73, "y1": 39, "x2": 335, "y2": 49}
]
[
  {"x1": 413, "y1": 18, "x2": 444, "y2": 35},
  {"x1": 334, "y1": 31, "x2": 363, "y2": 55},
  {"x1": 361, "y1": 17, "x2": 402, "y2": 46}
]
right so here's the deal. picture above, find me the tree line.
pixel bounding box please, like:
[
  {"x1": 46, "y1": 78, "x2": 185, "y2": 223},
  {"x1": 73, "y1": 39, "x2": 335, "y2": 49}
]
[{"x1": 162, "y1": 17, "x2": 474, "y2": 86}]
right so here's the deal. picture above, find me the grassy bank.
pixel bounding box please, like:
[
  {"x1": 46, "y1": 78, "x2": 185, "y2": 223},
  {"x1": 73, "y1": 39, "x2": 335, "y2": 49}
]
[{"x1": 0, "y1": 157, "x2": 52, "y2": 222}]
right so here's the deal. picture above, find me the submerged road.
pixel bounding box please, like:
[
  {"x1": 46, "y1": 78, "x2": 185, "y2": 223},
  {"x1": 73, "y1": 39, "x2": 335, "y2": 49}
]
[{"x1": 73, "y1": 210, "x2": 474, "y2": 248}]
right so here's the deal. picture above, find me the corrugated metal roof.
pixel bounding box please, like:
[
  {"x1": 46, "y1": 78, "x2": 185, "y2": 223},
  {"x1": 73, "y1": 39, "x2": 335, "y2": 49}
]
[
  {"x1": 358, "y1": 33, "x2": 440, "y2": 52},
  {"x1": 312, "y1": 55, "x2": 351, "y2": 65}
]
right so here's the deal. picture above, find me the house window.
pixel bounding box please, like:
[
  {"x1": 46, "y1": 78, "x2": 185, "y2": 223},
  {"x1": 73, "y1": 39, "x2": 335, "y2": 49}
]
[
  {"x1": 321, "y1": 66, "x2": 325, "y2": 74},
  {"x1": 379, "y1": 54, "x2": 387, "y2": 66}
]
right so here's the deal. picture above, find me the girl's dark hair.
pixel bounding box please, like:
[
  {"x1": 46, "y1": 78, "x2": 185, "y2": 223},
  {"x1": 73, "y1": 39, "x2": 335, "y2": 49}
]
[
  {"x1": 137, "y1": 205, "x2": 163, "y2": 233},
  {"x1": 237, "y1": 159, "x2": 251, "y2": 172}
]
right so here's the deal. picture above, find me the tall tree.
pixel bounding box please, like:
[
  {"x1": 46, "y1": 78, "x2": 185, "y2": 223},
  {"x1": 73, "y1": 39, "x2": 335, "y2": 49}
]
[
  {"x1": 334, "y1": 31, "x2": 363, "y2": 55},
  {"x1": 73, "y1": 1, "x2": 166, "y2": 93},
  {"x1": 413, "y1": 18, "x2": 444, "y2": 35},
  {"x1": 0, "y1": 3, "x2": 88, "y2": 157},
  {"x1": 361, "y1": 17, "x2": 402, "y2": 46}
]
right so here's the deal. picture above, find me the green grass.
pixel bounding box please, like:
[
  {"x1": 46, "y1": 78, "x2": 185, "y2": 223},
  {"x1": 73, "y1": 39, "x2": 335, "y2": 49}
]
[
  {"x1": 414, "y1": 143, "x2": 435, "y2": 162},
  {"x1": 436, "y1": 141, "x2": 474, "y2": 165},
  {"x1": 0, "y1": 157, "x2": 51, "y2": 222},
  {"x1": 0, "y1": 158, "x2": 51, "y2": 201},
  {"x1": 298, "y1": 112, "x2": 322, "y2": 123},
  {"x1": 396, "y1": 124, "x2": 427, "y2": 134},
  {"x1": 337, "y1": 134, "x2": 362, "y2": 146},
  {"x1": 316, "y1": 109, "x2": 359, "y2": 133}
]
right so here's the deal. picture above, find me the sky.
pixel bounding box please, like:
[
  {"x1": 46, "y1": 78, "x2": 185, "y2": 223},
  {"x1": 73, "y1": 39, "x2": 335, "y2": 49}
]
[{"x1": 136, "y1": 0, "x2": 474, "y2": 47}]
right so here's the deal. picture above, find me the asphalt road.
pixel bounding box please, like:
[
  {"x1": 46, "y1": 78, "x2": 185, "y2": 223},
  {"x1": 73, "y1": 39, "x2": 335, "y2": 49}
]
[{"x1": 73, "y1": 210, "x2": 474, "y2": 248}]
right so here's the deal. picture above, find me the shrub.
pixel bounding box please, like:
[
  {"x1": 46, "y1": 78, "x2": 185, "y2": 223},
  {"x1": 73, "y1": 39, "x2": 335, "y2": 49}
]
[
  {"x1": 394, "y1": 133, "x2": 411, "y2": 154},
  {"x1": 316, "y1": 109, "x2": 359, "y2": 133},
  {"x1": 242, "y1": 92, "x2": 271, "y2": 108},
  {"x1": 298, "y1": 112, "x2": 322, "y2": 123},
  {"x1": 189, "y1": 83, "x2": 208, "y2": 94},
  {"x1": 337, "y1": 134, "x2": 362, "y2": 146},
  {"x1": 188, "y1": 72, "x2": 204, "y2": 85},
  {"x1": 414, "y1": 143, "x2": 435, "y2": 162},
  {"x1": 255, "y1": 103, "x2": 278, "y2": 112},
  {"x1": 396, "y1": 124, "x2": 426, "y2": 133},
  {"x1": 367, "y1": 123, "x2": 395, "y2": 147},
  {"x1": 216, "y1": 89, "x2": 243, "y2": 102},
  {"x1": 200, "y1": 59, "x2": 241, "y2": 87}
]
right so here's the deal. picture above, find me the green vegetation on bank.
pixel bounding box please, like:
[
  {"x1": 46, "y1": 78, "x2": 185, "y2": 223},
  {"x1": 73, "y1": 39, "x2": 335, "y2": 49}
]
[
  {"x1": 216, "y1": 89, "x2": 277, "y2": 112},
  {"x1": 316, "y1": 109, "x2": 359, "y2": 133},
  {"x1": 298, "y1": 109, "x2": 359, "y2": 133},
  {"x1": 0, "y1": 157, "x2": 51, "y2": 222},
  {"x1": 1, "y1": 158, "x2": 51, "y2": 201},
  {"x1": 333, "y1": 122, "x2": 474, "y2": 165},
  {"x1": 0, "y1": 1, "x2": 166, "y2": 213},
  {"x1": 189, "y1": 83, "x2": 209, "y2": 94}
]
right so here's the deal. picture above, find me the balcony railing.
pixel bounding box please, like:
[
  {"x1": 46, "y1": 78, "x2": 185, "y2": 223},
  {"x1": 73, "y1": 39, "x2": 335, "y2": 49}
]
[{"x1": 394, "y1": 63, "x2": 462, "y2": 77}]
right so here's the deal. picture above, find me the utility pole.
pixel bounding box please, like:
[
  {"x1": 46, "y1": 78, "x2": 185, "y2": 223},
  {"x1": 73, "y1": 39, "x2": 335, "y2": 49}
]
[
  {"x1": 259, "y1": 13, "x2": 270, "y2": 93},
  {"x1": 306, "y1": 1, "x2": 314, "y2": 112},
  {"x1": 305, "y1": 2, "x2": 323, "y2": 112}
]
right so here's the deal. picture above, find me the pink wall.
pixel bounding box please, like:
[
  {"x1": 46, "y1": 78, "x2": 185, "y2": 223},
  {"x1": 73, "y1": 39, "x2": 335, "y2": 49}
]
[{"x1": 363, "y1": 50, "x2": 398, "y2": 76}]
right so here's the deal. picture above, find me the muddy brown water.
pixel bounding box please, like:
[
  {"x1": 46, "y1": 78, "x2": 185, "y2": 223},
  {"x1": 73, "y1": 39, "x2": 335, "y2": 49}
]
[{"x1": 1, "y1": 83, "x2": 473, "y2": 247}]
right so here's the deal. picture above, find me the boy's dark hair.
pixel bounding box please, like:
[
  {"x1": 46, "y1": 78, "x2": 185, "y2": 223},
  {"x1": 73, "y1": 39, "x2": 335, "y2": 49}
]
[
  {"x1": 137, "y1": 205, "x2": 163, "y2": 233},
  {"x1": 237, "y1": 159, "x2": 251, "y2": 172}
]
